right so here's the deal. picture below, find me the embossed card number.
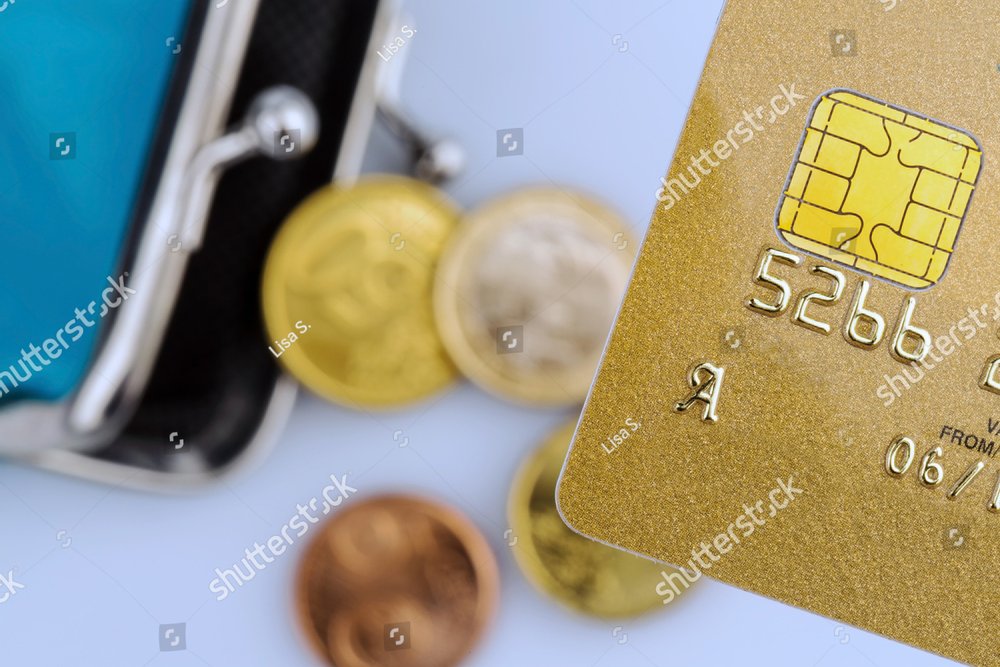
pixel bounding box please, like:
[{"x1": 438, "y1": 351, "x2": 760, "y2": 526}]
[{"x1": 746, "y1": 247, "x2": 934, "y2": 364}]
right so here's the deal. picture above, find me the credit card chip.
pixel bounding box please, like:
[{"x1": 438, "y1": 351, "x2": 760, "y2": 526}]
[{"x1": 776, "y1": 90, "x2": 982, "y2": 289}]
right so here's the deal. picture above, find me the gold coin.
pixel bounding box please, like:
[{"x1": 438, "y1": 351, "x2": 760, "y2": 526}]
[
  {"x1": 509, "y1": 421, "x2": 691, "y2": 617},
  {"x1": 434, "y1": 188, "x2": 635, "y2": 406},
  {"x1": 295, "y1": 495, "x2": 499, "y2": 667},
  {"x1": 262, "y1": 176, "x2": 460, "y2": 408}
]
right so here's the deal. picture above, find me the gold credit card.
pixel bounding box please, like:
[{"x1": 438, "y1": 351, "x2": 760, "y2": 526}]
[{"x1": 557, "y1": 1, "x2": 1000, "y2": 664}]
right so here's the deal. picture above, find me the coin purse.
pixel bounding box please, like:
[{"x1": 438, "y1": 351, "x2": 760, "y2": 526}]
[{"x1": 0, "y1": 0, "x2": 388, "y2": 489}]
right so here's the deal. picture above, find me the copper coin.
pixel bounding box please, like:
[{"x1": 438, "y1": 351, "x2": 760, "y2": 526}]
[{"x1": 295, "y1": 495, "x2": 499, "y2": 667}]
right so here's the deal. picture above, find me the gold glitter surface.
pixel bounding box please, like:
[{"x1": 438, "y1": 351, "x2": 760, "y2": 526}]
[{"x1": 558, "y1": 1, "x2": 1000, "y2": 664}]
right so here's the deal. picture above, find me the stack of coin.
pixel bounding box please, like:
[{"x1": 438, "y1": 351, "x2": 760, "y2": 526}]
[
  {"x1": 264, "y1": 176, "x2": 693, "y2": 665},
  {"x1": 263, "y1": 176, "x2": 637, "y2": 409}
]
